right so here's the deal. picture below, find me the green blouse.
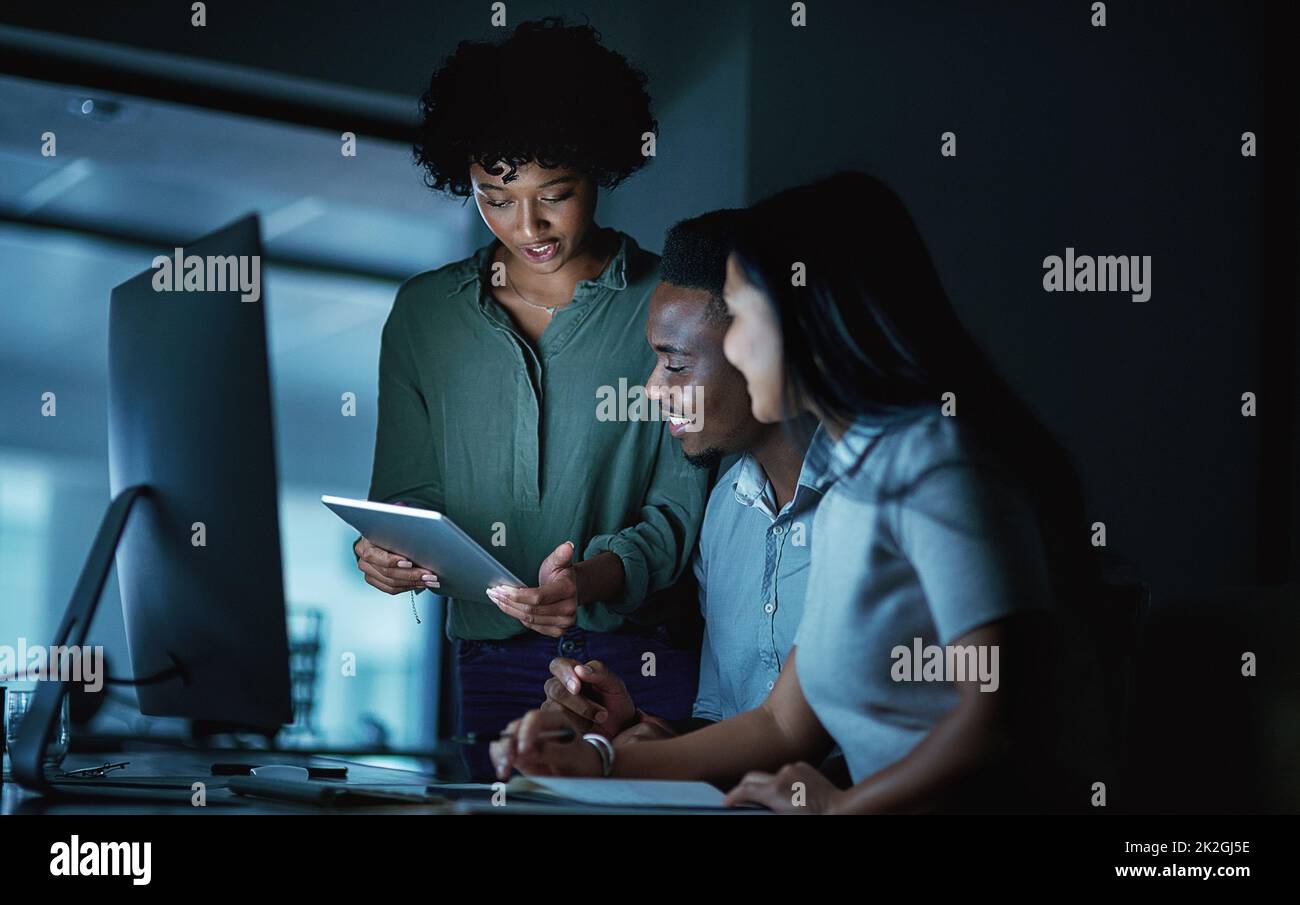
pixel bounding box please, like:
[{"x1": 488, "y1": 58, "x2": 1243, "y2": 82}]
[{"x1": 367, "y1": 231, "x2": 710, "y2": 640}]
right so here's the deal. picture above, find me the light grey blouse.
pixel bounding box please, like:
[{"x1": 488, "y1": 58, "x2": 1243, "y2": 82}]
[{"x1": 795, "y1": 412, "x2": 1053, "y2": 783}]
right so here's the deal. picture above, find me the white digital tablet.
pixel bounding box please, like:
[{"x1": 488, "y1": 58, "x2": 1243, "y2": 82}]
[{"x1": 322, "y1": 495, "x2": 525, "y2": 603}]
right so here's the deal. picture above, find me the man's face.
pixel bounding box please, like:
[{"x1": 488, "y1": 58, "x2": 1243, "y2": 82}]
[{"x1": 645, "y1": 282, "x2": 764, "y2": 469}]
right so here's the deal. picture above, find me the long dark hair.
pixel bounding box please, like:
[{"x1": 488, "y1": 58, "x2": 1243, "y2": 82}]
[{"x1": 732, "y1": 172, "x2": 1096, "y2": 600}]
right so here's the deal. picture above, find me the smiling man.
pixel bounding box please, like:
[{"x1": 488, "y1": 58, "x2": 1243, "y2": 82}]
[{"x1": 536, "y1": 209, "x2": 835, "y2": 744}]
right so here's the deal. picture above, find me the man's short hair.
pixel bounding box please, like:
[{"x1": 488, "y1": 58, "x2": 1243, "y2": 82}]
[{"x1": 661, "y1": 209, "x2": 746, "y2": 325}]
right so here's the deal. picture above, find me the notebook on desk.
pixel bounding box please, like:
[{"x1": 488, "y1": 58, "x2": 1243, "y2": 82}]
[
  {"x1": 503, "y1": 776, "x2": 732, "y2": 809},
  {"x1": 227, "y1": 776, "x2": 448, "y2": 806}
]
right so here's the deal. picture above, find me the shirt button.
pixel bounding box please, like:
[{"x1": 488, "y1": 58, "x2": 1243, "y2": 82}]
[
  {"x1": 766, "y1": 680, "x2": 776, "y2": 691},
  {"x1": 763, "y1": 602, "x2": 775, "y2": 615},
  {"x1": 773, "y1": 524, "x2": 785, "y2": 535}
]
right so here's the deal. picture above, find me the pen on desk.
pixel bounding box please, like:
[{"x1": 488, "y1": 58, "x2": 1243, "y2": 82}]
[
  {"x1": 60, "y1": 761, "x2": 130, "y2": 778},
  {"x1": 453, "y1": 728, "x2": 577, "y2": 745}
]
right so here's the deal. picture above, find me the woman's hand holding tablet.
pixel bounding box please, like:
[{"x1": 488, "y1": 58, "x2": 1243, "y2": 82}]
[
  {"x1": 323, "y1": 495, "x2": 525, "y2": 604},
  {"x1": 352, "y1": 535, "x2": 439, "y2": 595}
]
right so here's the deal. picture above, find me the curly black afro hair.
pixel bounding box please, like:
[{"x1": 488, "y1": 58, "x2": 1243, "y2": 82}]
[{"x1": 413, "y1": 17, "x2": 657, "y2": 197}]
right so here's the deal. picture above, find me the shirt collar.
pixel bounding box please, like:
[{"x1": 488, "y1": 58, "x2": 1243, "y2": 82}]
[
  {"x1": 826, "y1": 417, "x2": 888, "y2": 482},
  {"x1": 731, "y1": 424, "x2": 836, "y2": 518},
  {"x1": 450, "y1": 230, "x2": 631, "y2": 297},
  {"x1": 731, "y1": 453, "x2": 771, "y2": 510},
  {"x1": 797, "y1": 424, "x2": 837, "y2": 493}
]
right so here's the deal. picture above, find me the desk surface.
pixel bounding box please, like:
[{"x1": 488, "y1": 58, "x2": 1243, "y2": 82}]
[
  {"x1": 2, "y1": 749, "x2": 745, "y2": 815},
  {"x1": 3, "y1": 748, "x2": 449, "y2": 815}
]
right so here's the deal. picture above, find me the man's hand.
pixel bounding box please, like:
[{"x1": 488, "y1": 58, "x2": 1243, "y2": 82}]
[
  {"x1": 722, "y1": 762, "x2": 844, "y2": 814},
  {"x1": 613, "y1": 712, "x2": 677, "y2": 744},
  {"x1": 541, "y1": 658, "x2": 638, "y2": 736},
  {"x1": 487, "y1": 541, "x2": 578, "y2": 638},
  {"x1": 490, "y1": 708, "x2": 605, "y2": 780}
]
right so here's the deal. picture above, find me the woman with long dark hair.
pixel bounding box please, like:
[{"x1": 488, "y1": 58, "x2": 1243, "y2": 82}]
[{"x1": 491, "y1": 172, "x2": 1101, "y2": 812}]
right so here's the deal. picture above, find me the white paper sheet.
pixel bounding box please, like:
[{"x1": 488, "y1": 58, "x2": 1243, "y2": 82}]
[{"x1": 507, "y1": 776, "x2": 730, "y2": 808}]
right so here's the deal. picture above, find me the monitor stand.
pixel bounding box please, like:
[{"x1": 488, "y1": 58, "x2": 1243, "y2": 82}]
[
  {"x1": 11, "y1": 485, "x2": 309, "y2": 796},
  {"x1": 10, "y1": 485, "x2": 151, "y2": 792}
]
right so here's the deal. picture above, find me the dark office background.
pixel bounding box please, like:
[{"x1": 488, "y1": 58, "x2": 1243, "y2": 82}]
[{"x1": 1, "y1": 1, "x2": 1295, "y2": 809}]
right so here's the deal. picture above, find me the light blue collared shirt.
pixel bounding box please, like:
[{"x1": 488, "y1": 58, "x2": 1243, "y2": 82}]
[{"x1": 691, "y1": 428, "x2": 833, "y2": 721}]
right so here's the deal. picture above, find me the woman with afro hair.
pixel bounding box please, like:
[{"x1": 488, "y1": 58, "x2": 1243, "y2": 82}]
[{"x1": 354, "y1": 18, "x2": 711, "y2": 779}]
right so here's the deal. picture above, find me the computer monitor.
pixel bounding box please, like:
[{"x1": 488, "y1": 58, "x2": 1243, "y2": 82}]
[{"x1": 11, "y1": 215, "x2": 293, "y2": 791}]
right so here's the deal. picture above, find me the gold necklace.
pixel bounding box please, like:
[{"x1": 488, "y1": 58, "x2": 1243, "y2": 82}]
[
  {"x1": 503, "y1": 241, "x2": 613, "y2": 318},
  {"x1": 508, "y1": 280, "x2": 564, "y2": 318}
]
